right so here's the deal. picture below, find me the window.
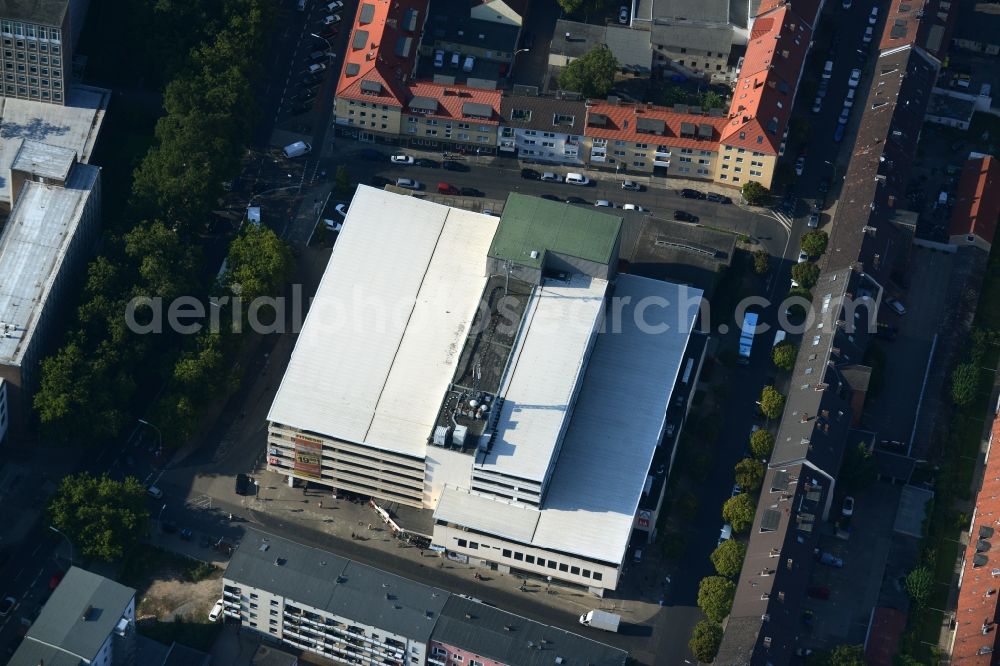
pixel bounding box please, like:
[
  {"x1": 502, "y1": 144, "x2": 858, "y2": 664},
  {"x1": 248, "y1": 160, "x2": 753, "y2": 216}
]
[
  {"x1": 526, "y1": 555, "x2": 535, "y2": 564},
  {"x1": 593, "y1": 572, "x2": 603, "y2": 581},
  {"x1": 514, "y1": 552, "x2": 524, "y2": 561},
  {"x1": 571, "y1": 566, "x2": 580, "y2": 575},
  {"x1": 547, "y1": 560, "x2": 557, "y2": 569},
  {"x1": 633, "y1": 161, "x2": 645, "y2": 168},
  {"x1": 270, "y1": 600, "x2": 278, "y2": 606},
  {"x1": 559, "y1": 563, "x2": 569, "y2": 572},
  {"x1": 469, "y1": 542, "x2": 479, "y2": 550},
  {"x1": 471, "y1": 661, "x2": 484, "y2": 666},
  {"x1": 582, "y1": 569, "x2": 591, "y2": 578},
  {"x1": 502, "y1": 549, "x2": 512, "y2": 557},
  {"x1": 536, "y1": 558, "x2": 545, "y2": 567}
]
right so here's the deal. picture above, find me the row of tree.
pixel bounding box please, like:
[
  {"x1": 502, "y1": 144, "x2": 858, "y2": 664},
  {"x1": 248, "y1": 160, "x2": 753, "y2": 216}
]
[{"x1": 33, "y1": 0, "x2": 285, "y2": 448}]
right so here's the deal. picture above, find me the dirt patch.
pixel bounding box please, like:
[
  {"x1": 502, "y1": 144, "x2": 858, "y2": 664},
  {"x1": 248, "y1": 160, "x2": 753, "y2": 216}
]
[{"x1": 139, "y1": 569, "x2": 224, "y2": 620}]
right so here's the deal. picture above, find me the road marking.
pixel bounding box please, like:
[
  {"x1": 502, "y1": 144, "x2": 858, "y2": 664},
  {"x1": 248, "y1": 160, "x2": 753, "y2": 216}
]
[
  {"x1": 14, "y1": 567, "x2": 24, "y2": 581},
  {"x1": 31, "y1": 543, "x2": 41, "y2": 556}
]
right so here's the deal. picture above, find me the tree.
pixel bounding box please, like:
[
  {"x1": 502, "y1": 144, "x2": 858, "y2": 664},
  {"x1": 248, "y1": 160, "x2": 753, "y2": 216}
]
[
  {"x1": 710, "y1": 539, "x2": 747, "y2": 578},
  {"x1": 839, "y1": 441, "x2": 877, "y2": 492},
  {"x1": 951, "y1": 362, "x2": 980, "y2": 406},
  {"x1": 334, "y1": 165, "x2": 352, "y2": 197},
  {"x1": 699, "y1": 90, "x2": 725, "y2": 109},
  {"x1": 905, "y1": 566, "x2": 934, "y2": 607},
  {"x1": 688, "y1": 620, "x2": 724, "y2": 662},
  {"x1": 48, "y1": 473, "x2": 149, "y2": 562},
  {"x1": 772, "y1": 340, "x2": 797, "y2": 371},
  {"x1": 722, "y1": 493, "x2": 757, "y2": 533},
  {"x1": 791, "y1": 261, "x2": 820, "y2": 289},
  {"x1": 800, "y1": 230, "x2": 829, "y2": 257},
  {"x1": 759, "y1": 385, "x2": 786, "y2": 420},
  {"x1": 741, "y1": 180, "x2": 769, "y2": 205},
  {"x1": 752, "y1": 249, "x2": 770, "y2": 275},
  {"x1": 558, "y1": 46, "x2": 618, "y2": 97},
  {"x1": 828, "y1": 644, "x2": 865, "y2": 666},
  {"x1": 697, "y1": 576, "x2": 736, "y2": 622},
  {"x1": 734, "y1": 458, "x2": 765, "y2": 492},
  {"x1": 224, "y1": 224, "x2": 294, "y2": 303},
  {"x1": 750, "y1": 428, "x2": 774, "y2": 459},
  {"x1": 787, "y1": 286, "x2": 813, "y2": 302}
]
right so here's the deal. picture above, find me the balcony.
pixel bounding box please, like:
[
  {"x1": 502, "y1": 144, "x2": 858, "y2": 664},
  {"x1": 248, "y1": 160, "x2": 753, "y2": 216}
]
[
  {"x1": 653, "y1": 159, "x2": 671, "y2": 167},
  {"x1": 654, "y1": 150, "x2": 672, "y2": 159}
]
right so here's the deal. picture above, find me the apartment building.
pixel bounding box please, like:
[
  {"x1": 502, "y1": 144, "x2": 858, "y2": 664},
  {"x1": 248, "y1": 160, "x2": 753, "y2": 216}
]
[
  {"x1": 948, "y1": 153, "x2": 999, "y2": 253},
  {"x1": 0, "y1": 0, "x2": 80, "y2": 104},
  {"x1": 498, "y1": 93, "x2": 586, "y2": 164},
  {"x1": 224, "y1": 529, "x2": 629, "y2": 666},
  {"x1": 583, "y1": 99, "x2": 726, "y2": 179}
]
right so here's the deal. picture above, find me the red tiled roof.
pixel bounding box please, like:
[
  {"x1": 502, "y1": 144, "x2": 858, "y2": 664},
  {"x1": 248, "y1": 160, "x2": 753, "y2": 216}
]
[
  {"x1": 952, "y1": 414, "x2": 1000, "y2": 663},
  {"x1": 583, "y1": 102, "x2": 728, "y2": 151},
  {"x1": 406, "y1": 81, "x2": 502, "y2": 124},
  {"x1": 878, "y1": 0, "x2": 927, "y2": 52},
  {"x1": 719, "y1": 5, "x2": 812, "y2": 155},
  {"x1": 865, "y1": 608, "x2": 907, "y2": 666},
  {"x1": 752, "y1": 0, "x2": 823, "y2": 28},
  {"x1": 336, "y1": 0, "x2": 426, "y2": 106},
  {"x1": 949, "y1": 155, "x2": 1000, "y2": 246}
]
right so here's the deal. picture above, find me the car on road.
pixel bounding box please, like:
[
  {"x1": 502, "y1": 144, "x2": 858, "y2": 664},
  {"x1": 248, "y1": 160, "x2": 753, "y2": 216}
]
[
  {"x1": 869, "y1": 6, "x2": 878, "y2": 23},
  {"x1": 147, "y1": 485, "x2": 163, "y2": 499},
  {"x1": 731, "y1": 484, "x2": 743, "y2": 497},
  {"x1": 565, "y1": 173, "x2": 590, "y2": 185},
  {"x1": 834, "y1": 123, "x2": 846, "y2": 143},
  {"x1": 540, "y1": 171, "x2": 560, "y2": 182},
  {"x1": 622, "y1": 203, "x2": 646, "y2": 211},
  {"x1": 706, "y1": 193, "x2": 732, "y2": 204},
  {"x1": 323, "y1": 14, "x2": 341, "y2": 25},
  {"x1": 808, "y1": 212, "x2": 820, "y2": 228},
  {"x1": 566, "y1": 196, "x2": 587, "y2": 204},
  {"x1": 0, "y1": 596, "x2": 16, "y2": 617},
  {"x1": 521, "y1": 168, "x2": 541, "y2": 180},
  {"x1": 179, "y1": 528, "x2": 193, "y2": 541},
  {"x1": 482, "y1": 208, "x2": 497, "y2": 216},
  {"x1": 308, "y1": 50, "x2": 331, "y2": 62},
  {"x1": 442, "y1": 160, "x2": 469, "y2": 172},
  {"x1": 235, "y1": 473, "x2": 250, "y2": 495},
  {"x1": 618, "y1": 5, "x2": 630, "y2": 23},
  {"x1": 297, "y1": 88, "x2": 317, "y2": 101},
  {"x1": 395, "y1": 178, "x2": 422, "y2": 190},
  {"x1": 680, "y1": 188, "x2": 706, "y2": 199},
  {"x1": 885, "y1": 297, "x2": 907, "y2": 315},
  {"x1": 842, "y1": 496, "x2": 855, "y2": 517},
  {"x1": 718, "y1": 523, "x2": 733, "y2": 546},
  {"x1": 437, "y1": 182, "x2": 459, "y2": 195},
  {"x1": 818, "y1": 178, "x2": 830, "y2": 194},
  {"x1": 594, "y1": 199, "x2": 613, "y2": 207},
  {"x1": 541, "y1": 194, "x2": 561, "y2": 201},
  {"x1": 863, "y1": 26, "x2": 873, "y2": 43},
  {"x1": 415, "y1": 158, "x2": 439, "y2": 168},
  {"x1": 434, "y1": 50, "x2": 444, "y2": 68},
  {"x1": 673, "y1": 210, "x2": 698, "y2": 222},
  {"x1": 798, "y1": 250, "x2": 809, "y2": 263},
  {"x1": 306, "y1": 62, "x2": 326, "y2": 74},
  {"x1": 319, "y1": 27, "x2": 338, "y2": 40},
  {"x1": 297, "y1": 0, "x2": 306, "y2": 10},
  {"x1": 812, "y1": 96, "x2": 822, "y2": 113},
  {"x1": 326, "y1": 1, "x2": 343, "y2": 9},
  {"x1": 844, "y1": 88, "x2": 856, "y2": 108},
  {"x1": 794, "y1": 156, "x2": 805, "y2": 176},
  {"x1": 209, "y1": 599, "x2": 225, "y2": 622},
  {"x1": 838, "y1": 107, "x2": 850, "y2": 125},
  {"x1": 818, "y1": 552, "x2": 844, "y2": 568},
  {"x1": 807, "y1": 586, "x2": 831, "y2": 600},
  {"x1": 848, "y1": 68, "x2": 862, "y2": 88},
  {"x1": 621, "y1": 179, "x2": 642, "y2": 191},
  {"x1": 334, "y1": 203, "x2": 349, "y2": 218},
  {"x1": 391, "y1": 154, "x2": 414, "y2": 165},
  {"x1": 48, "y1": 572, "x2": 64, "y2": 590},
  {"x1": 460, "y1": 187, "x2": 482, "y2": 197}
]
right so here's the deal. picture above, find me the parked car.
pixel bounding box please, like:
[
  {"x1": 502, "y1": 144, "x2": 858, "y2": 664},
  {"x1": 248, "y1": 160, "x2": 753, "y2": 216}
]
[
  {"x1": 0, "y1": 596, "x2": 16, "y2": 618},
  {"x1": 48, "y1": 572, "x2": 64, "y2": 591},
  {"x1": 147, "y1": 485, "x2": 163, "y2": 499},
  {"x1": 838, "y1": 107, "x2": 851, "y2": 125},
  {"x1": 731, "y1": 484, "x2": 743, "y2": 497},
  {"x1": 808, "y1": 212, "x2": 820, "y2": 228},
  {"x1": 794, "y1": 156, "x2": 805, "y2": 176},
  {"x1": 680, "y1": 188, "x2": 706, "y2": 199},
  {"x1": 885, "y1": 297, "x2": 907, "y2": 315},
  {"x1": 434, "y1": 50, "x2": 445, "y2": 68},
  {"x1": 863, "y1": 26, "x2": 873, "y2": 43},
  {"x1": 323, "y1": 14, "x2": 341, "y2": 25},
  {"x1": 306, "y1": 62, "x2": 326, "y2": 74},
  {"x1": 334, "y1": 203, "x2": 349, "y2": 218},
  {"x1": 819, "y1": 552, "x2": 844, "y2": 568},
  {"x1": 812, "y1": 96, "x2": 822, "y2": 113},
  {"x1": 621, "y1": 179, "x2": 642, "y2": 191},
  {"x1": 442, "y1": 160, "x2": 469, "y2": 172},
  {"x1": 594, "y1": 199, "x2": 613, "y2": 207},
  {"x1": 818, "y1": 178, "x2": 830, "y2": 194},
  {"x1": 437, "y1": 182, "x2": 459, "y2": 195},
  {"x1": 308, "y1": 50, "x2": 330, "y2": 62},
  {"x1": 566, "y1": 196, "x2": 587, "y2": 204},
  {"x1": 179, "y1": 528, "x2": 193, "y2": 541},
  {"x1": 834, "y1": 123, "x2": 846, "y2": 143},
  {"x1": 718, "y1": 523, "x2": 733, "y2": 546},
  {"x1": 459, "y1": 186, "x2": 483, "y2": 197},
  {"x1": 319, "y1": 27, "x2": 338, "y2": 40},
  {"x1": 565, "y1": 172, "x2": 590, "y2": 185},
  {"x1": 301, "y1": 72, "x2": 323, "y2": 85},
  {"x1": 673, "y1": 210, "x2": 698, "y2": 222},
  {"x1": 622, "y1": 203, "x2": 645, "y2": 211},
  {"x1": 326, "y1": 1, "x2": 343, "y2": 9},
  {"x1": 541, "y1": 194, "x2": 561, "y2": 201},
  {"x1": 391, "y1": 154, "x2": 414, "y2": 165},
  {"x1": 844, "y1": 88, "x2": 856, "y2": 108},
  {"x1": 521, "y1": 168, "x2": 541, "y2": 180},
  {"x1": 706, "y1": 193, "x2": 732, "y2": 204},
  {"x1": 395, "y1": 178, "x2": 422, "y2": 190},
  {"x1": 540, "y1": 171, "x2": 561, "y2": 182},
  {"x1": 209, "y1": 599, "x2": 225, "y2": 622},
  {"x1": 807, "y1": 586, "x2": 831, "y2": 600},
  {"x1": 235, "y1": 473, "x2": 250, "y2": 495},
  {"x1": 869, "y1": 6, "x2": 878, "y2": 23},
  {"x1": 841, "y1": 496, "x2": 855, "y2": 517},
  {"x1": 848, "y1": 68, "x2": 862, "y2": 88},
  {"x1": 798, "y1": 250, "x2": 809, "y2": 263},
  {"x1": 618, "y1": 5, "x2": 630, "y2": 23},
  {"x1": 414, "y1": 158, "x2": 439, "y2": 168}
]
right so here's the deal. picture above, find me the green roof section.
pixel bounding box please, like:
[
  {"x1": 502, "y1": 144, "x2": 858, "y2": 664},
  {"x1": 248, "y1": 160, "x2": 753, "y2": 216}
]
[{"x1": 489, "y1": 193, "x2": 622, "y2": 269}]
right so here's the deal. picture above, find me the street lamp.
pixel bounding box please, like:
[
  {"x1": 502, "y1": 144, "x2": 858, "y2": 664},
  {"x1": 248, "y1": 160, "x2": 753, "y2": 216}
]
[
  {"x1": 138, "y1": 419, "x2": 162, "y2": 455},
  {"x1": 49, "y1": 525, "x2": 74, "y2": 567},
  {"x1": 508, "y1": 48, "x2": 530, "y2": 80},
  {"x1": 310, "y1": 32, "x2": 332, "y2": 48},
  {"x1": 158, "y1": 503, "x2": 167, "y2": 523}
]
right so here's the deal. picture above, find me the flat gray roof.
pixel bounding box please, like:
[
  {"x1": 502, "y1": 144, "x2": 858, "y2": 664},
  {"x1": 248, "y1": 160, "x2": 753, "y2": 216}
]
[
  {"x1": 0, "y1": 0, "x2": 68, "y2": 25},
  {"x1": 11, "y1": 566, "x2": 135, "y2": 665},
  {"x1": 224, "y1": 529, "x2": 450, "y2": 643},
  {"x1": 0, "y1": 162, "x2": 99, "y2": 366},
  {"x1": 0, "y1": 84, "x2": 110, "y2": 203},
  {"x1": 10, "y1": 139, "x2": 76, "y2": 180}
]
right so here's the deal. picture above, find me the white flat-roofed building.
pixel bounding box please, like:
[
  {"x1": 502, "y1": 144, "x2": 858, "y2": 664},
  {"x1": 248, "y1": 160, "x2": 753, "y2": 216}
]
[
  {"x1": 471, "y1": 274, "x2": 607, "y2": 505},
  {"x1": 0, "y1": 153, "x2": 100, "y2": 434},
  {"x1": 434, "y1": 275, "x2": 703, "y2": 593},
  {"x1": 267, "y1": 186, "x2": 500, "y2": 506}
]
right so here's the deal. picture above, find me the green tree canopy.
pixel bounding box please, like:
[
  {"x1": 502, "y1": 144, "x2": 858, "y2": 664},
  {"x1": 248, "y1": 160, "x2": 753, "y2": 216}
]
[
  {"x1": 723, "y1": 492, "x2": 757, "y2": 533},
  {"x1": 688, "y1": 620, "x2": 724, "y2": 662},
  {"x1": 734, "y1": 458, "x2": 765, "y2": 492},
  {"x1": 791, "y1": 261, "x2": 820, "y2": 289},
  {"x1": 741, "y1": 181, "x2": 769, "y2": 205},
  {"x1": 557, "y1": 46, "x2": 618, "y2": 98},
  {"x1": 772, "y1": 340, "x2": 798, "y2": 371},
  {"x1": 752, "y1": 249, "x2": 770, "y2": 275},
  {"x1": 750, "y1": 428, "x2": 775, "y2": 459},
  {"x1": 951, "y1": 362, "x2": 980, "y2": 406},
  {"x1": 710, "y1": 539, "x2": 747, "y2": 578},
  {"x1": 48, "y1": 473, "x2": 150, "y2": 562},
  {"x1": 905, "y1": 566, "x2": 934, "y2": 607},
  {"x1": 828, "y1": 644, "x2": 865, "y2": 666},
  {"x1": 800, "y1": 230, "x2": 829, "y2": 257},
  {"x1": 224, "y1": 224, "x2": 294, "y2": 303},
  {"x1": 335, "y1": 165, "x2": 353, "y2": 197},
  {"x1": 697, "y1": 576, "x2": 736, "y2": 622},
  {"x1": 700, "y1": 90, "x2": 725, "y2": 109},
  {"x1": 759, "y1": 385, "x2": 786, "y2": 420}
]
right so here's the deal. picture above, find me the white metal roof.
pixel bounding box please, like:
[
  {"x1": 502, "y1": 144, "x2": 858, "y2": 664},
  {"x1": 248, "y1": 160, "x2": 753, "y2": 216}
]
[
  {"x1": 0, "y1": 86, "x2": 109, "y2": 203},
  {"x1": 10, "y1": 140, "x2": 76, "y2": 181},
  {"x1": 534, "y1": 275, "x2": 703, "y2": 562},
  {"x1": 267, "y1": 186, "x2": 499, "y2": 457},
  {"x1": 477, "y1": 275, "x2": 607, "y2": 483},
  {"x1": 434, "y1": 276, "x2": 703, "y2": 565},
  {"x1": 0, "y1": 164, "x2": 100, "y2": 365}
]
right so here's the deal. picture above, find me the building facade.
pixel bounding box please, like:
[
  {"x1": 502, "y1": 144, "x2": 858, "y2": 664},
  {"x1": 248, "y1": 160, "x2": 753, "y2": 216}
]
[
  {"x1": 498, "y1": 93, "x2": 586, "y2": 164},
  {"x1": 0, "y1": 1, "x2": 73, "y2": 104}
]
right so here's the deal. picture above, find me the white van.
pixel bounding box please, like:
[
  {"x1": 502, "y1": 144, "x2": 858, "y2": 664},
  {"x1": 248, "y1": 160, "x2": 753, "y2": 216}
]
[
  {"x1": 283, "y1": 141, "x2": 312, "y2": 158},
  {"x1": 565, "y1": 172, "x2": 590, "y2": 185},
  {"x1": 462, "y1": 55, "x2": 475, "y2": 73},
  {"x1": 822, "y1": 61, "x2": 834, "y2": 79}
]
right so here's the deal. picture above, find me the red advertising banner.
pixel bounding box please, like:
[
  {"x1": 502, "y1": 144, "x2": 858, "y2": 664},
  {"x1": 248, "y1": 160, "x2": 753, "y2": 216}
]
[{"x1": 293, "y1": 436, "x2": 323, "y2": 479}]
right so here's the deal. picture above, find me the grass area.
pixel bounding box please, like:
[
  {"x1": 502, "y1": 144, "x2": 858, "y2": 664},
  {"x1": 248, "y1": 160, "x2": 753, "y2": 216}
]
[
  {"x1": 138, "y1": 616, "x2": 224, "y2": 652},
  {"x1": 120, "y1": 543, "x2": 218, "y2": 591}
]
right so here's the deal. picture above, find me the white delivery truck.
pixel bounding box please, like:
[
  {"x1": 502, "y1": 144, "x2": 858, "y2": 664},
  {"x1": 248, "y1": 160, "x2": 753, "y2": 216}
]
[
  {"x1": 579, "y1": 609, "x2": 621, "y2": 632},
  {"x1": 283, "y1": 141, "x2": 312, "y2": 158}
]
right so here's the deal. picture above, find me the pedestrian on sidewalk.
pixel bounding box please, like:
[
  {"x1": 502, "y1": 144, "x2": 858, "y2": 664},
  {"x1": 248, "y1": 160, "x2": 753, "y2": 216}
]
[{"x1": 318, "y1": 500, "x2": 323, "y2": 509}]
